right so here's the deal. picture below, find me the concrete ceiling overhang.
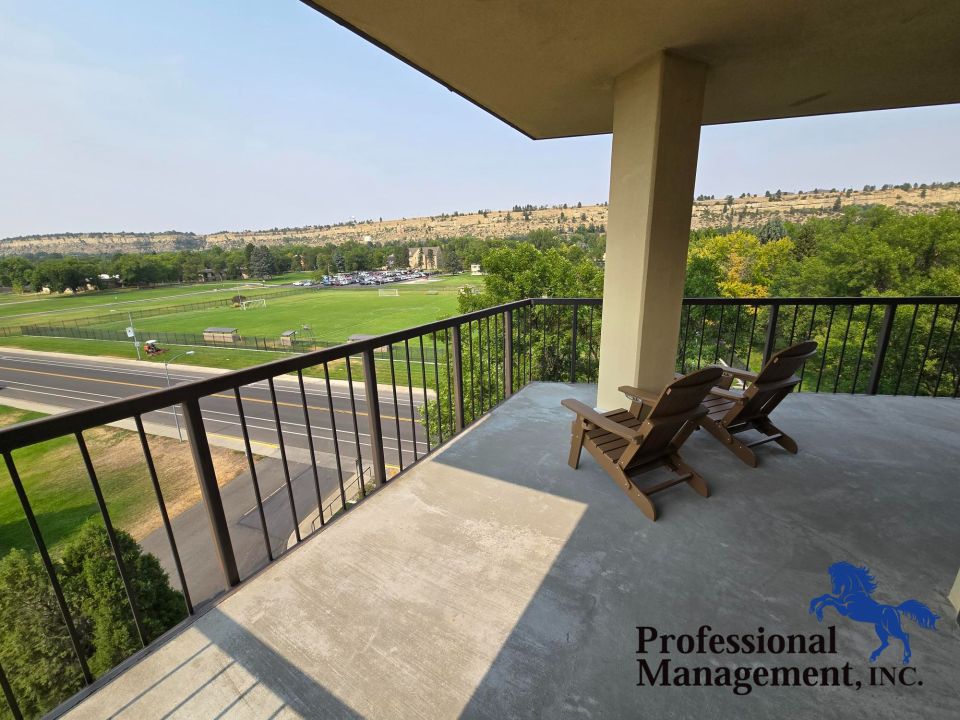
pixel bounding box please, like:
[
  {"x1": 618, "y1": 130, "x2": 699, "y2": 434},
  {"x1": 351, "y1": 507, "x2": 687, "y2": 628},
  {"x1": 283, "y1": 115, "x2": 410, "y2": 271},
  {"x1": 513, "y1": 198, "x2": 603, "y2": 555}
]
[{"x1": 300, "y1": 0, "x2": 960, "y2": 139}]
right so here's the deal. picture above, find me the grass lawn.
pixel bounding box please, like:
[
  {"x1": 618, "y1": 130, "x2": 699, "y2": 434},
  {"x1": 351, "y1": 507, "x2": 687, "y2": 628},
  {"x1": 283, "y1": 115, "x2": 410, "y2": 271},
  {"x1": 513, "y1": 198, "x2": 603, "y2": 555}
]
[
  {"x1": 85, "y1": 278, "x2": 481, "y2": 343},
  {"x1": 0, "y1": 405, "x2": 250, "y2": 556},
  {"x1": 0, "y1": 281, "x2": 281, "y2": 328}
]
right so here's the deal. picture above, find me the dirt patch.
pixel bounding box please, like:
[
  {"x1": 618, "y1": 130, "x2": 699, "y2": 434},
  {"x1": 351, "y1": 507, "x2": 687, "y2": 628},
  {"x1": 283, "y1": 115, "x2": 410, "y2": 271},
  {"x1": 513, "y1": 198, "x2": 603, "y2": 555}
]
[{"x1": 80, "y1": 426, "x2": 252, "y2": 541}]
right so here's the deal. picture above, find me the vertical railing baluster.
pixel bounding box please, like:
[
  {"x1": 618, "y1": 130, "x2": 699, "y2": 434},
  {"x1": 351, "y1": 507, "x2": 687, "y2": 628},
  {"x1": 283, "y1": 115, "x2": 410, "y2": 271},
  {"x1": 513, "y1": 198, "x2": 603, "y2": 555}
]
[
  {"x1": 344, "y1": 358, "x2": 366, "y2": 498},
  {"x1": 182, "y1": 398, "x2": 239, "y2": 588},
  {"x1": 2, "y1": 451, "x2": 93, "y2": 685},
  {"x1": 361, "y1": 348, "x2": 387, "y2": 486},
  {"x1": 233, "y1": 390, "x2": 272, "y2": 561},
  {"x1": 444, "y1": 327, "x2": 455, "y2": 435},
  {"x1": 528, "y1": 304, "x2": 535, "y2": 383},
  {"x1": 540, "y1": 305, "x2": 547, "y2": 380},
  {"x1": 913, "y1": 304, "x2": 940, "y2": 397},
  {"x1": 0, "y1": 661, "x2": 22, "y2": 720},
  {"x1": 587, "y1": 304, "x2": 595, "y2": 380},
  {"x1": 555, "y1": 305, "x2": 563, "y2": 381},
  {"x1": 75, "y1": 432, "x2": 147, "y2": 647},
  {"x1": 814, "y1": 305, "x2": 836, "y2": 392},
  {"x1": 851, "y1": 304, "x2": 874, "y2": 394},
  {"x1": 762, "y1": 303, "x2": 779, "y2": 365},
  {"x1": 503, "y1": 310, "x2": 513, "y2": 399},
  {"x1": 297, "y1": 371, "x2": 325, "y2": 529},
  {"x1": 323, "y1": 362, "x2": 347, "y2": 510},
  {"x1": 832, "y1": 305, "x2": 855, "y2": 393},
  {"x1": 727, "y1": 304, "x2": 742, "y2": 365},
  {"x1": 486, "y1": 315, "x2": 493, "y2": 407},
  {"x1": 745, "y1": 306, "x2": 759, "y2": 372},
  {"x1": 388, "y1": 345, "x2": 404, "y2": 470},
  {"x1": 418, "y1": 336, "x2": 431, "y2": 452},
  {"x1": 681, "y1": 303, "x2": 695, "y2": 372},
  {"x1": 432, "y1": 331, "x2": 444, "y2": 441},
  {"x1": 451, "y1": 324, "x2": 465, "y2": 431},
  {"x1": 696, "y1": 305, "x2": 708, "y2": 369},
  {"x1": 714, "y1": 305, "x2": 725, "y2": 364},
  {"x1": 867, "y1": 303, "x2": 896, "y2": 395},
  {"x1": 403, "y1": 340, "x2": 418, "y2": 462},
  {"x1": 933, "y1": 304, "x2": 960, "y2": 397},
  {"x1": 893, "y1": 303, "x2": 920, "y2": 396},
  {"x1": 134, "y1": 416, "x2": 193, "y2": 613},
  {"x1": 569, "y1": 302, "x2": 579, "y2": 383},
  {"x1": 798, "y1": 304, "x2": 817, "y2": 390},
  {"x1": 476, "y1": 318, "x2": 485, "y2": 412},
  {"x1": 267, "y1": 378, "x2": 300, "y2": 543},
  {"x1": 787, "y1": 304, "x2": 800, "y2": 347},
  {"x1": 468, "y1": 321, "x2": 477, "y2": 421}
]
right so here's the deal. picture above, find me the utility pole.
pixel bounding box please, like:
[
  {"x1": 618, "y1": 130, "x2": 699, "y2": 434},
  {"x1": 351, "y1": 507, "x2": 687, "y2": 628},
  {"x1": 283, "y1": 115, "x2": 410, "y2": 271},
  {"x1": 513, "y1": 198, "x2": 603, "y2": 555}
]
[{"x1": 128, "y1": 312, "x2": 141, "y2": 361}]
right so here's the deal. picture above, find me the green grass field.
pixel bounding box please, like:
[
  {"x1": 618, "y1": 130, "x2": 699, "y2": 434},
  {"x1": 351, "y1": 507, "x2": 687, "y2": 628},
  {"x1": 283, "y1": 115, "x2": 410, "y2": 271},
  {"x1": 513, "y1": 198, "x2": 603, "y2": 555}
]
[
  {"x1": 0, "y1": 405, "x2": 250, "y2": 555},
  {"x1": 92, "y1": 280, "x2": 474, "y2": 342},
  {"x1": 0, "y1": 280, "x2": 281, "y2": 328},
  {"x1": 0, "y1": 274, "x2": 482, "y2": 382}
]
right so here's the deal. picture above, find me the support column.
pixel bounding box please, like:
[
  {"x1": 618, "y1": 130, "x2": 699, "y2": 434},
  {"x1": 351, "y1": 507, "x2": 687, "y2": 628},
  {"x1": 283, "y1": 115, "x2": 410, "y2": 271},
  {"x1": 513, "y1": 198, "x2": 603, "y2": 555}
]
[{"x1": 596, "y1": 51, "x2": 707, "y2": 410}]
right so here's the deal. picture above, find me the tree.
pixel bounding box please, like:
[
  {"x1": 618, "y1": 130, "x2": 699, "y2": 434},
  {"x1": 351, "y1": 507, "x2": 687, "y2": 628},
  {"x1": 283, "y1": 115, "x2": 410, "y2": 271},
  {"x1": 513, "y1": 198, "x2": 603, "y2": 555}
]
[
  {"x1": 248, "y1": 245, "x2": 275, "y2": 279},
  {"x1": 0, "y1": 520, "x2": 184, "y2": 717},
  {"x1": 439, "y1": 249, "x2": 463, "y2": 274},
  {"x1": 60, "y1": 521, "x2": 184, "y2": 675},
  {"x1": 0, "y1": 550, "x2": 86, "y2": 719},
  {"x1": 758, "y1": 218, "x2": 787, "y2": 243}
]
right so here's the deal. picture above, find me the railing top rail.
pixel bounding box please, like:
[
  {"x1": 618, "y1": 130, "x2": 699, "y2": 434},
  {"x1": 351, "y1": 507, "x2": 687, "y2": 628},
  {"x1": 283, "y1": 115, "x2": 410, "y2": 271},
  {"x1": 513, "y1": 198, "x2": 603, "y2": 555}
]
[
  {"x1": 0, "y1": 298, "x2": 534, "y2": 452},
  {"x1": 682, "y1": 296, "x2": 960, "y2": 306}
]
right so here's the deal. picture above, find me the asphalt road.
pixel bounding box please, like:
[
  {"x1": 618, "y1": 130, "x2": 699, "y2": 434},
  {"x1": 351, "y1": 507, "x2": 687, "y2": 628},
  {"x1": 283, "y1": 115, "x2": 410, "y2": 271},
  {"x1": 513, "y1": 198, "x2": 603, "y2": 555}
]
[
  {"x1": 0, "y1": 349, "x2": 430, "y2": 464},
  {"x1": 0, "y1": 349, "x2": 433, "y2": 603}
]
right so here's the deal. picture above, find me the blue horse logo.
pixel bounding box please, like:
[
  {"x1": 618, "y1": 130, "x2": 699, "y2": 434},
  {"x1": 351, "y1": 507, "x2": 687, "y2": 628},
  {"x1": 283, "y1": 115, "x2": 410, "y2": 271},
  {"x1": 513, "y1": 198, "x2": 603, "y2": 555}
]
[{"x1": 809, "y1": 562, "x2": 938, "y2": 664}]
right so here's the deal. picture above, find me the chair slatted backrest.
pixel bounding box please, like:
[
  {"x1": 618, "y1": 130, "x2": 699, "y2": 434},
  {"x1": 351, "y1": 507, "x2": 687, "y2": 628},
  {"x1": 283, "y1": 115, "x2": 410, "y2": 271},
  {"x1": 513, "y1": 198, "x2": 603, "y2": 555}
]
[
  {"x1": 623, "y1": 366, "x2": 724, "y2": 468},
  {"x1": 732, "y1": 341, "x2": 818, "y2": 422}
]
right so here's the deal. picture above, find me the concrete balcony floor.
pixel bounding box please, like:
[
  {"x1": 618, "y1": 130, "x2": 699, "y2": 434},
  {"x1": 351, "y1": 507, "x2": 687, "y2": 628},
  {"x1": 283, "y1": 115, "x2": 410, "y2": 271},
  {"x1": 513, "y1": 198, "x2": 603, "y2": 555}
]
[{"x1": 60, "y1": 383, "x2": 960, "y2": 719}]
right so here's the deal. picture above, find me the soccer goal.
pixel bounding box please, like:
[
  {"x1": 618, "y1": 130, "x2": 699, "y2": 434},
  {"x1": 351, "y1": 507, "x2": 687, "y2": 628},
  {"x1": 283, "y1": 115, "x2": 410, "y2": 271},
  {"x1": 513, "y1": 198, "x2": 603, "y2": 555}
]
[
  {"x1": 378, "y1": 288, "x2": 399, "y2": 297},
  {"x1": 240, "y1": 298, "x2": 267, "y2": 310}
]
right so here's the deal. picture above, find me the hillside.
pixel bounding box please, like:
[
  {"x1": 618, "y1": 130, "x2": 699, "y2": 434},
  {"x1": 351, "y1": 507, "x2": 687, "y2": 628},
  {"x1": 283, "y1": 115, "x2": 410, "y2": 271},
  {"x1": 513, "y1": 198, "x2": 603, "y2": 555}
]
[{"x1": 3, "y1": 184, "x2": 959, "y2": 257}]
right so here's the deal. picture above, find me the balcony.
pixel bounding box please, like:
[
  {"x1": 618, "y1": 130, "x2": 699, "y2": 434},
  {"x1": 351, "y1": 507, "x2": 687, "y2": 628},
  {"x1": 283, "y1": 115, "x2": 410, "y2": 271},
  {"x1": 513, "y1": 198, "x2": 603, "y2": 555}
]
[
  {"x1": 50, "y1": 381, "x2": 960, "y2": 718},
  {"x1": 1, "y1": 297, "x2": 959, "y2": 719}
]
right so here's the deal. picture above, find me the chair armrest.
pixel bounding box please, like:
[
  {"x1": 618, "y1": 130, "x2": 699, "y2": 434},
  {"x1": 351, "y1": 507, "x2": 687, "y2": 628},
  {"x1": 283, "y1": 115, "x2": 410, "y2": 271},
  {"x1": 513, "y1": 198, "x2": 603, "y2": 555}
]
[
  {"x1": 723, "y1": 367, "x2": 759, "y2": 383},
  {"x1": 561, "y1": 399, "x2": 642, "y2": 441},
  {"x1": 618, "y1": 385, "x2": 660, "y2": 405},
  {"x1": 709, "y1": 386, "x2": 744, "y2": 401}
]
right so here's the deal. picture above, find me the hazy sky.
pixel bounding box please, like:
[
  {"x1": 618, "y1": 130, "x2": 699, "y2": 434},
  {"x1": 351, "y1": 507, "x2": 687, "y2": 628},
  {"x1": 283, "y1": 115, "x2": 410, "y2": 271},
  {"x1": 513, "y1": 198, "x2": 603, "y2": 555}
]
[{"x1": 2, "y1": 0, "x2": 959, "y2": 239}]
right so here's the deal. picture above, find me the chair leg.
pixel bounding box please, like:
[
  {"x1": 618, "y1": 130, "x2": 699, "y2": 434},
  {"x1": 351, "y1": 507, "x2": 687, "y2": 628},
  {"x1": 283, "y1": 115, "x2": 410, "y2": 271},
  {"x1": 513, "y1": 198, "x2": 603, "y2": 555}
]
[
  {"x1": 612, "y1": 466, "x2": 657, "y2": 521},
  {"x1": 568, "y1": 420, "x2": 585, "y2": 469},
  {"x1": 756, "y1": 419, "x2": 798, "y2": 454},
  {"x1": 701, "y1": 419, "x2": 758, "y2": 467},
  {"x1": 669, "y1": 454, "x2": 709, "y2": 498}
]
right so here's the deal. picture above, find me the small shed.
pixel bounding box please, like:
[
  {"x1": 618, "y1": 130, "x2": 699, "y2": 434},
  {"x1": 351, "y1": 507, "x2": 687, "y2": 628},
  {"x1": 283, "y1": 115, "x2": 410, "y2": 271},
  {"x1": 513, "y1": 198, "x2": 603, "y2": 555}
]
[
  {"x1": 280, "y1": 330, "x2": 297, "y2": 347},
  {"x1": 349, "y1": 333, "x2": 388, "y2": 353},
  {"x1": 203, "y1": 327, "x2": 240, "y2": 344}
]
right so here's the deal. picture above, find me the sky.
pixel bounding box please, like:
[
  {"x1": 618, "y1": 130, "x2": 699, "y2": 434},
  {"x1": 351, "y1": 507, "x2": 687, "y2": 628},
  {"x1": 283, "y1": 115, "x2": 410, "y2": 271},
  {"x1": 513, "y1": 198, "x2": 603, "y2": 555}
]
[{"x1": 1, "y1": 0, "x2": 959, "y2": 239}]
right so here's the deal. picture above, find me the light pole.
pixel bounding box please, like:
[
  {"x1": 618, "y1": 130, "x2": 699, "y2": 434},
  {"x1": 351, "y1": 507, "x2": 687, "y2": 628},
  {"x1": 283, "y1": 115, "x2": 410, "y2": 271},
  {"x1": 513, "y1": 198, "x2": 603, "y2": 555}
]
[{"x1": 164, "y1": 351, "x2": 195, "y2": 442}]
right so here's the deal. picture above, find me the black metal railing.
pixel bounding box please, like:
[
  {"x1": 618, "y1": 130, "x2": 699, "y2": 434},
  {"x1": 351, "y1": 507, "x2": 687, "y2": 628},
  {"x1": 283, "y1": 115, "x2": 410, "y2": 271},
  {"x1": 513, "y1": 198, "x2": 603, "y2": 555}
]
[
  {"x1": 0, "y1": 295, "x2": 957, "y2": 718},
  {"x1": 676, "y1": 297, "x2": 960, "y2": 397}
]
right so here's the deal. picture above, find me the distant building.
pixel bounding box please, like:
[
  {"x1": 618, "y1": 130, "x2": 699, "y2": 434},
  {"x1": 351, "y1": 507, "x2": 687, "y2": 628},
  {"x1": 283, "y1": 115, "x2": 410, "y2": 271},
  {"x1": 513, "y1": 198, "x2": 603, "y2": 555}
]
[
  {"x1": 198, "y1": 268, "x2": 220, "y2": 282},
  {"x1": 470, "y1": 263, "x2": 483, "y2": 275},
  {"x1": 408, "y1": 246, "x2": 441, "y2": 270}
]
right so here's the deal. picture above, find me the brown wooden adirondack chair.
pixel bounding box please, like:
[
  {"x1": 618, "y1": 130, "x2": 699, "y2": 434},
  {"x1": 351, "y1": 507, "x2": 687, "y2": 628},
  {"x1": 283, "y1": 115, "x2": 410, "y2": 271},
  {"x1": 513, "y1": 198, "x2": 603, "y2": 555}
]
[
  {"x1": 561, "y1": 366, "x2": 724, "y2": 521},
  {"x1": 694, "y1": 340, "x2": 818, "y2": 467}
]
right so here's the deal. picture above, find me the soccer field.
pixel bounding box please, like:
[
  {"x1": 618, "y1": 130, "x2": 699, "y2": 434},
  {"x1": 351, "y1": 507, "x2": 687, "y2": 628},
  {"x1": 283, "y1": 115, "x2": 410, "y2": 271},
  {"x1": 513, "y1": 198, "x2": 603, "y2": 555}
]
[
  {"x1": 0, "y1": 280, "x2": 278, "y2": 328},
  {"x1": 83, "y1": 278, "x2": 481, "y2": 344}
]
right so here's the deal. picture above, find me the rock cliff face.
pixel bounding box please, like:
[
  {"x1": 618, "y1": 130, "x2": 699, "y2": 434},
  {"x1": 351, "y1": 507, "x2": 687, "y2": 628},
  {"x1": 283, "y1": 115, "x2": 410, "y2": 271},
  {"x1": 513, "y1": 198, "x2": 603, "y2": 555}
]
[{"x1": 3, "y1": 185, "x2": 958, "y2": 256}]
